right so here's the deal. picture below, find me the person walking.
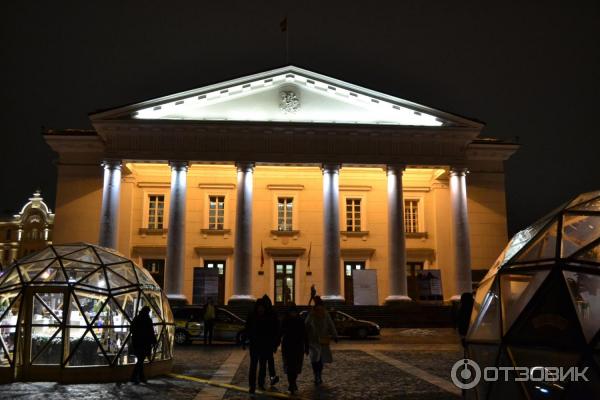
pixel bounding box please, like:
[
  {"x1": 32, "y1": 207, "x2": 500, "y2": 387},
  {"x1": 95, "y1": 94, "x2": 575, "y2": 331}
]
[
  {"x1": 130, "y1": 306, "x2": 157, "y2": 384},
  {"x1": 203, "y1": 297, "x2": 216, "y2": 345},
  {"x1": 261, "y1": 294, "x2": 281, "y2": 387},
  {"x1": 305, "y1": 296, "x2": 338, "y2": 385},
  {"x1": 243, "y1": 298, "x2": 278, "y2": 394},
  {"x1": 308, "y1": 284, "x2": 317, "y2": 305},
  {"x1": 280, "y1": 302, "x2": 308, "y2": 394}
]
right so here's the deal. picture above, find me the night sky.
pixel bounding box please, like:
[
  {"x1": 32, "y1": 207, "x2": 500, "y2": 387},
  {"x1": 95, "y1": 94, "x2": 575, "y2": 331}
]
[{"x1": 1, "y1": 1, "x2": 599, "y2": 235}]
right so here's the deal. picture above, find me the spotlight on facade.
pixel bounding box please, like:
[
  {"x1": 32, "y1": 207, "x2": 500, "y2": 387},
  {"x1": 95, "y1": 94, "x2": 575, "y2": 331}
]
[
  {"x1": 0, "y1": 243, "x2": 174, "y2": 383},
  {"x1": 464, "y1": 191, "x2": 600, "y2": 399}
]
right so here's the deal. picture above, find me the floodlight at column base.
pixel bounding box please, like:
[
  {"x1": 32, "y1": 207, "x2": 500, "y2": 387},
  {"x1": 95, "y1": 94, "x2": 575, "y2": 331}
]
[
  {"x1": 450, "y1": 294, "x2": 462, "y2": 302},
  {"x1": 166, "y1": 294, "x2": 188, "y2": 306},
  {"x1": 228, "y1": 294, "x2": 256, "y2": 305},
  {"x1": 385, "y1": 295, "x2": 412, "y2": 303},
  {"x1": 320, "y1": 295, "x2": 345, "y2": 305}
]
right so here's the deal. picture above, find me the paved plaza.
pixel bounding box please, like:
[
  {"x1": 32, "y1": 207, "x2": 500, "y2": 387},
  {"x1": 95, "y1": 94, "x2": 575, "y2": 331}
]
[{"x1": 0, "y1": 329, "x2": 464, "y2": 400}]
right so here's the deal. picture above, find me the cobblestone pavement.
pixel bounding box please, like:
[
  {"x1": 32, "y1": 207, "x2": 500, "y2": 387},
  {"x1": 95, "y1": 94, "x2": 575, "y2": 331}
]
[{"x1": 0, "y1": 329, "x2": 464, "y2": 400}]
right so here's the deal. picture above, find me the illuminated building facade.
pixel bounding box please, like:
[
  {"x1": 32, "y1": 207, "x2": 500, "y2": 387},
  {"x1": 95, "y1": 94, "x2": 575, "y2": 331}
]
[
  {"x1": 0, "y1": 191, "x2": 55, "y2": 267},
  {"x1": 43, "y1": 66, "x2": 518, "y2": 305}
]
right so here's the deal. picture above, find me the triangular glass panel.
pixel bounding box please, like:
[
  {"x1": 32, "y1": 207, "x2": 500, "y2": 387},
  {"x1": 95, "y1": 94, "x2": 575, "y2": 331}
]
[
  {"x1": 0, "y1": 267, "x2": 22, "y2": 288},
  {"x1": 62, "y1": 247, "x2": 101, "y2": 264},
  {"x1": 66, "y1": 328, "x2": 108, "y2": 366},
  {"x1": 468, "y1": 281, "x2": 501, "y2": 342},
  {"x1": 500, "y1": 270, "x2": 550, "y2": 334},
  {"x1": 467, "y1": 344, "x2": 499, "y2": 400},
  {"x1": 567, "y1": 191, "x2": 600, "y2": 209},
  {"x1": 61, "y1": 258, "x2": 101, "y2": 283},
  {"x1": 162, "y1": 292, "x2": 174, "y2": 323},
  {"x1": 74, "y1": 290, "x2": 108, "y2": 326},
  {"x1": 33, "y1": 262, "x2": 67, "y2": 283},
  {"x1": 470, "y1": 278, "x2": 495, "y2": 326},
  {"x1": 109, "y1": 263, "x2": 138, "y2": 285},
  {"x1": 574, "y1": 240, "x2": 600, "y2": 264},
  {"x1": 152, "y1": 325, "x2": 165, "y2": 361},
  {"x1": 0, "y1": 339, "x2": 10, "y2": 366},
  {"x1": 31, "y1": 326, "x2": 62, "y2": 364},
  {"x1": 562, "y1": 215, "x2": 600, "y2": 258},
  {"x1": 19, "y1": 247, "x2": 56, "y2": 263},
  {"x1": 0, "y1": 291, "x2": 21, "y2": 324},
  {"x1": 67, "y1": 295, "x2": 89, "y2": 326},
  {"x1": 506, "y1": 274, "x2": 587, "y2": 349},
  {"x1": 563, "y1": 271, "x2": 600, "y2": 343},
  {"x1": 97, "y1": 298, "x2": 131, "y2": 328},
  {"x1": 514, "y1": 221, "x2": 558, "y2": 262},
  {"x1": 138, "y1": 293, "x2": 162, "y2": 323},
  {"x1": 18, "y1": 259, "x2": 55, "y2": 282},
  {"x1": 77, "y1": 269, "x2": 109, "y2": 291},
  {"x1": 32, "y1": 293, "x2": 63, "y2": 324},
  {"x1": 146, "y1": 291, "x2": 163, "y2": 320},
  {"x1": 164, "y1": 324, "x2": 174, "y2": 359},
  {"x1": 0, "y1": 325, "x2": 17, "y2": 365},
  {"x1": 487, "y1": 348, "x2": 525, "y2": 399},
  {"x1": 508, "y1": 346, "x2": 579, "y2": 399},
  {"x1": 135, "y1": 266, "x2": 159, "y2": 288},
  {"x1": 113, "y1": 291, "x2": 139, "y2": 322},
  {"x1": 54, "y1": 244, "x2": 86, "y2": 257},
  {"x1": 500, "y1": 218, "x2": 557, "y2": 267},
  {"x1": 95, "y1": 248, "x2": 129, "y2": 265},
  {"x1": 105, "y1": 269, "x2": 135, "y2": 291},
  {"x1": 93, "y1": 326, "x2": 123, "y2": 365}
]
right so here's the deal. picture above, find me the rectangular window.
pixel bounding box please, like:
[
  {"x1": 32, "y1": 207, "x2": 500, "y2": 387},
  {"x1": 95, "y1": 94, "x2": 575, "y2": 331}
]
[
  {"x1": 404, "y1": 199, "x2": 419, "y2": 233},
  {"x1": 277, "y1": 197, "x2": 293, "y2": 231},
  {"x1": 148, "y1": 195, "x2": 165, "y2": 229},
  {"x1": 346, "y1": 198, "x2": 361, "y2": 232},
  {"x1": 209, "y1": 195, "x2": 225, "y2": 230}
]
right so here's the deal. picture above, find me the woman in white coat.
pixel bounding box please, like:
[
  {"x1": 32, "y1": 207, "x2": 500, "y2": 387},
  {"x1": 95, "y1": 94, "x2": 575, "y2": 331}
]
[{"x1": 304, "y1": 296, "x2": 338, "y2": 385}]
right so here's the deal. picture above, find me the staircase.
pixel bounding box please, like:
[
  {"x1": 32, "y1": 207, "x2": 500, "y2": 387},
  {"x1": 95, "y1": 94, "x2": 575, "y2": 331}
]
[{"x1": 223, "y1": 302, "x2": 454, "y2": 328}]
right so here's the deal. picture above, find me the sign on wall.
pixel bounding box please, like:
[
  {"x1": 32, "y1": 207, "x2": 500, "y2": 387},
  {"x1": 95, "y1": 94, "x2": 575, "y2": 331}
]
[
  {"x1": 417, "y1": 269, "x2": 443, "y2": 301},
  {"x1": 353, "y1": 269, "x2": 378, "y2": 305}
]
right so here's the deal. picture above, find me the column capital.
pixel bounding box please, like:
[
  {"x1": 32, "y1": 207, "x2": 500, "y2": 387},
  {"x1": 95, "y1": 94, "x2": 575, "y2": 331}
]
[
  {"x1": 101, "y1": 159, "x2": 122, "y2": 170},
  {"x1": 235, "y1": 161, "x2": 255, "y2": 172},
  {"x1": 449, "y1": 166, "x2": 469, "y2": 177},
  {"x1": 168, "y1": 160, "x2": 189, "y2": 171},
  {"x1": 386, "y1": 164, "x2": 406, "y2": 175},
  {"x1": 321, "y1": 163, "x2": 341, "y2": 174}
]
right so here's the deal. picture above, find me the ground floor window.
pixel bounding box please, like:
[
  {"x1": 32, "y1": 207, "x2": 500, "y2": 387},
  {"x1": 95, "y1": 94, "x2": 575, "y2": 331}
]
[
  {"x1": 274, "y1": 261, "x2": 295, "y2": 305},
  {"x1": 205, "y1": 260, "x2": 226, "y2": 305},
  {"x1": 142, "y1": 259, "x2": 165, "y2": 288},
  {"x1": 344, "y1": 261, "x2": 365, "y2": 305}
]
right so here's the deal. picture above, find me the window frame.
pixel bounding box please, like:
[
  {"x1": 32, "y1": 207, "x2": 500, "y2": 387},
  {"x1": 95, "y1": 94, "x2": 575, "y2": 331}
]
[
  {"x1": 343, "y1": 196, "x2": 366, "y2": 232},
  {"x1": 207, "y1": 195, "x2": 226, "y2": 230},
  {"x1": 142, "y1": 189, "x2": 170, "y2": 230},
  {"x1": 276, "y1": 196, "x2": 294, "y2": 231},
  {"x1": 271, "y1": 193, "x2": 299, "y2": 232},
  {"x1": 403, "y1": 194, "x2": 426, "y2": 233}
]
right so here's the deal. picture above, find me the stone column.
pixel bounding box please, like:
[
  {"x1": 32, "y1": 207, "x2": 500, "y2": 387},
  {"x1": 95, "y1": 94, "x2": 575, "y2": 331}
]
[
  {"x1": 385, "y1": 165, "x2": 411, "y2": 302},
  {"x1": 450, "y1": 167, "x2": 472, "y2": 300},
  {"x1": 165, "y1": 161, "x2": 188, "y2": 304},
  {"x1": 98, "y1": 160, "x2": 122, "y2": 249},
  {"x1": 229, "y1": 162, "x2": 256, "y2": 304},
  {"x1": 321, "y1": 164, "x2": 344, "y2": 303}
]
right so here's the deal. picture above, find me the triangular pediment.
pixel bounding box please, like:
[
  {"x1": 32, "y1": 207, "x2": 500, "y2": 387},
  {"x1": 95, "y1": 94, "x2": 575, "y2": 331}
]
[{"x1": 91, "y1": 66, "x2": 482, "y2": 128}]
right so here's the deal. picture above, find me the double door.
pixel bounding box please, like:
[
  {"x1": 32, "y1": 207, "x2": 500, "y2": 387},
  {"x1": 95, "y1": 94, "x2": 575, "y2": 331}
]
[
  {"x1": 274, "y1": 261, "x2": 295, "y2": 305},
  {"x1": 344, "y1": 261, "x2": 365, "y2": 305}
]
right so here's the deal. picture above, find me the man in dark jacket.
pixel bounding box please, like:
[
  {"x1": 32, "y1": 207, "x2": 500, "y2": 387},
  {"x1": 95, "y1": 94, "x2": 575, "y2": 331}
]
[
  {"x1": 261, "y1": 294, "x2": 281, "y2": 387},
  {"x1": 130, "y1": 306, "x2": 157, "y2": 384},
  {"x1": 281, "y1": 302, "x2": 308, "y2": 394},
  {"x1": 244, "y1": 298, "x2": 274, "y2": 393}
]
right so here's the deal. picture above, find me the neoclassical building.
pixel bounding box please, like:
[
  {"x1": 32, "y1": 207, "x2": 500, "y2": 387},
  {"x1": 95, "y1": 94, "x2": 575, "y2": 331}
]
[
  {"x1": 0, "y1": 191, "x2": 55, "y2": 267},
  {"x1": 44, "y1": 66, "x2": 518, "y2": 305}
]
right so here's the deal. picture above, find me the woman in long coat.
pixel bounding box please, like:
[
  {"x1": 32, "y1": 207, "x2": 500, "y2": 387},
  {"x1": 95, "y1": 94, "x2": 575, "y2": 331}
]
[
  {"x1": 304, "y1": 296, "x2": 338, "y2": 385},
  {"x1": 280, "y1": 302, "x2": 308, "y2": 394}
]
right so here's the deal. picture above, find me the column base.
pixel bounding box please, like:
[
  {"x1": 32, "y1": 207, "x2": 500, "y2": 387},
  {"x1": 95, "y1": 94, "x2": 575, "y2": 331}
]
[
  {"x1": 449, "y1": 294, "x2": 463, "y2": 302},
  {"x1": 166, "y1": 294, "x2": 188, "y2": 307},
  {"x1": 228, "y1": 294, "x2": 256, "y2": 305},
  {"x1": 320, "y1": 295, "x2": 345, "y2": 306},
  {"x1": 385, "y1": 295, "x2": 412, "y2": 304}
]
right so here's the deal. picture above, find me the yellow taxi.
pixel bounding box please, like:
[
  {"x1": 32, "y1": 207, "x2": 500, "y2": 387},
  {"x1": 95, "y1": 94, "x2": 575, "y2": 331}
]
[{"x1": 173, "y1": 306, "x2": 246, "y2": 345}]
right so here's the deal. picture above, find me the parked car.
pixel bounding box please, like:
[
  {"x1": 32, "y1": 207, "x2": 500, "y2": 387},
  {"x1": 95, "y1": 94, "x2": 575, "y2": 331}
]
[
  {"x1": 301, "y1": 309, "x2": 381, "y2": 339},
  {"x1": 173, "y1": 306, "x2": 245, "y2": 345}
]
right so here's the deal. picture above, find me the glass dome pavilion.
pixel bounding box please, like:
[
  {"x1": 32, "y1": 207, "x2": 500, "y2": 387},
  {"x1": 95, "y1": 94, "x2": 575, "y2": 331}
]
[
  {"x1": 0, "y1": 243, "x2": 174, "y2": 383},
  {"x1": 465, "y1": 191, "x2": 600, "y2": 399}
]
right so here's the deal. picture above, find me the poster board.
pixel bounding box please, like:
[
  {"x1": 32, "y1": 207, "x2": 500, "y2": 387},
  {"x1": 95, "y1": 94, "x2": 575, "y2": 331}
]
[
  {"x1": 417, "y1": 269, "x2": 443, "y2": 301},
  {"x1": 193, "y1": 267, "x2": 219, "y2": 305},
  {"x1": 353, "y1": 269, "x2": 378, "y2": 305}
]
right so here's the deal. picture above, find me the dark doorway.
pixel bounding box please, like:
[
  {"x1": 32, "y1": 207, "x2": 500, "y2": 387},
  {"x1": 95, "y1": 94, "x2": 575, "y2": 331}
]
[
  {"x1": 204, "y1": 260, "x2": 226, "y2": 305},
  {"x1": 344, "y1": 261, "x2": 365, "y2": 304},
  {"x1": 406, "y1": 261, "x2": 424, "y2": 300},
  {"x1": 274, "y1": 261, "x2": 295, "y2": 305},
  {"x1": 142, "y1": 259, "x2": 165, "y2": 288}
]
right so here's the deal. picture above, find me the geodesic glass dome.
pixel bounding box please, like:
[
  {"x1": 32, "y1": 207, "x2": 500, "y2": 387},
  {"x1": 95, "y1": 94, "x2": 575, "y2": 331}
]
[
  {"x1": 0, "y1": 243, "x2": 174, "y2": 382},
  {"x1": 465, "y1": 191, "x2": 600, "y2": 399}
]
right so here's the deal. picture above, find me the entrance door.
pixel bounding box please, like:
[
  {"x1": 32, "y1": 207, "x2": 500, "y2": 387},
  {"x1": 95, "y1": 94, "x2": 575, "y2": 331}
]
[
  {"x1": 204, "y1": 260, "x2": 226, "y2": 305},
  {"x1": 344, "y1": 261, "x2": 365, "y2": 305},
  {"x1": 274, "y1": 261, "x2": 295, "y2": 305},
  {"x1": 21, "y1": 287, "x2": 68, "y2": 379},
  {"x1": 142, "y1": 259, "x2": 165, "y2": 288},
  {"x1": 407, "y1": 262, "x2": 424, "y2": 300}
]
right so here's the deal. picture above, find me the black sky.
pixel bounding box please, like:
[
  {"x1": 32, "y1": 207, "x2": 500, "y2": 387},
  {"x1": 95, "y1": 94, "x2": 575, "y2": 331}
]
[{"x1": 1, "y1": 1, "x2": 599, "y2": 235}]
